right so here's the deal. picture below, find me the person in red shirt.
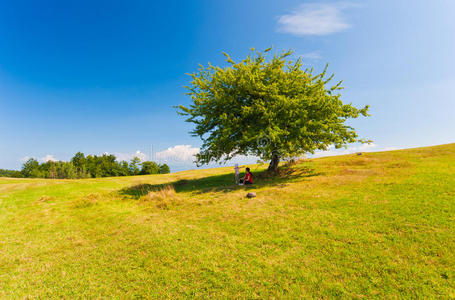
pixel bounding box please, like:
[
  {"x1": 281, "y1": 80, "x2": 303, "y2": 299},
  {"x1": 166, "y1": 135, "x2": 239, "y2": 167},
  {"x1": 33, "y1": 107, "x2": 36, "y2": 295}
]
[{"x1": 240, "y1": 167, "x2": 253, "y2": 185}]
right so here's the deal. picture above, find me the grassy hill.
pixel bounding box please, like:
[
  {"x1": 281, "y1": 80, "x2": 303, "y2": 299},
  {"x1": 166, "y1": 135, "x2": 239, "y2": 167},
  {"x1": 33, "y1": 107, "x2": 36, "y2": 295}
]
[{"x1": 0, "y1": 144, "x2": 454, "y2": 298}]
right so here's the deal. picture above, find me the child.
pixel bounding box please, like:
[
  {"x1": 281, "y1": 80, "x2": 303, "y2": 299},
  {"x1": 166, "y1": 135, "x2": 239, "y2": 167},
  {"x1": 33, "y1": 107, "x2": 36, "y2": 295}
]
[
  {"x1": 239, "y1": 167, "x2": 253, "y2": 185},
  {"x1": 234, "y1": 164, "x2": 240, "y2": 184}
]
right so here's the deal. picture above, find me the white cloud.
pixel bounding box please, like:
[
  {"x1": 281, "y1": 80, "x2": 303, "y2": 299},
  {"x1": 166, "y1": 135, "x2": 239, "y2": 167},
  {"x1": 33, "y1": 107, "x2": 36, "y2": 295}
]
[
  {"x1": 134, "y1": 151, "x2": 147, "y2": 161},
  {"x1": 156, "y1": 145, "x2": 200, "y2": 163},
  {"x1": 20, "y1": 156, "x2": 31, "y2": 162},
  {"x1": 154, "y1": 145, "x2": 265, "y2": 172},
  {"x1": 155, "y1": 145, "x2": 261, "y2": 166},
  {"x1": 297, "y1": 51, "x2": 322, "y2": 60},
  {"x1": 19, "y1": 155, "x2": 59, "y2": 163},
  {"x1": 277, "y1": 3, "x2": 351, "y2": 36},
  {"x1": 114, "y1": 150, "x2": 147, "y2": 162},
  {"x1": 39, "y1": 154, "x2": 58, "y2": 162}
]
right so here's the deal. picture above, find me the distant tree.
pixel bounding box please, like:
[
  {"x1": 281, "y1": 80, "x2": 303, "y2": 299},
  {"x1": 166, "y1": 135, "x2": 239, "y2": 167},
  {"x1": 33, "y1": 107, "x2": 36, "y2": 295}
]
[
  {"x1": 71, "y1": 152, "x2": 87, "y2": 177},
  {"x1": 49, "y1": 163, "x2": 57, "y2": 179},
  {"x1": 177, "y1": 47, "x2": 371, "y2": 171},
  {"x1": 158, "y1": 163, "x2": 170, "y2": 174},
  {"x1": 129, "y1": 157, "x2": 141, "y2": 175},
  {"x1": 21, "y1": 158, "x2": 41, "y2": 178},
  {"x1": 85, "y1": 155, "x2": 103, "y2": 178},
  {"x1": 58, "y1": 162, "x2": 76, "y2": 179},
  {"x1": 119, "y1": 161, "x2": 130, "y2": 176},
  {"x1": 39, "y1": 161, "x2": 54, "y2": 178},
  {"x1": 99, "y1": 154, "x2": 118, "y2": 177},
  {"x1": 140, "y1": 161, "x2": 159, "y2": 175}
]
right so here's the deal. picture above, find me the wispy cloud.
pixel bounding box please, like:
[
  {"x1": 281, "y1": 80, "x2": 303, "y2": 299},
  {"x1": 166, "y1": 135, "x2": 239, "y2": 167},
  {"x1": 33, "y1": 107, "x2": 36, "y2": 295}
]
[
  {"x1": 114, "y1": 150, "x2": 147, "y2": 162},
  {"x1": 277, "y1": 3, "x2": 351, "y2": 36},
  {"x1": 311, "y1": 143, "x2": 377, "y2": 157},
  {"x1": 20, "y1": 156, "x2": 31, "y2": 163},
  {"x1": 39, "y1": 154, "x2": 58, "y2": 162},
  {"x1": 311, "y1": 144, "x2": 401, "y2": 158},
  {"x1": 20, "y1": 155, "x2": 59, "y2": 163},
  {"x1": 297, "y1": 51, "x2": 322, "y2": 60}
]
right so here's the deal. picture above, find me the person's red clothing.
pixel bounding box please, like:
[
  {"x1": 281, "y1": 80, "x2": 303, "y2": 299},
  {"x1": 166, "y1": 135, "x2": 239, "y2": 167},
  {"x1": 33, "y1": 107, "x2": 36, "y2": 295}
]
[{"x1": 244, "y1": 172, "x2": 252, "y2": 183}]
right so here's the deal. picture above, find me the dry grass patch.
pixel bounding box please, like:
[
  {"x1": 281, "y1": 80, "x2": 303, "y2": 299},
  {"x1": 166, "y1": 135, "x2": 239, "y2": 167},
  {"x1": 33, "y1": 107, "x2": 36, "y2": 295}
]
[
  {"x1": 387, "y1": 161, "x2": 414, "y2": 168},
  {"x1": 36, "y1": 195, "x2": 55, "y2": 203},
  {"x1": 139, "y1": 184, "x2": 182, "y2": 209},
  {"x1": 339, "y1": 168, "x2": 381, "y2": 176},
  {"x1": 72, "y1": 193, "x2": 101, "y2": 208}
]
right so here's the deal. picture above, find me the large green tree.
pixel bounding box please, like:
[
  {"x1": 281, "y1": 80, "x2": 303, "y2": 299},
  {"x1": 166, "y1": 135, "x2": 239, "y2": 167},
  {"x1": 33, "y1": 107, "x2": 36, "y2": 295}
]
[{"x1": 177, "y1": 48, "x2": 371, "y2": 171}]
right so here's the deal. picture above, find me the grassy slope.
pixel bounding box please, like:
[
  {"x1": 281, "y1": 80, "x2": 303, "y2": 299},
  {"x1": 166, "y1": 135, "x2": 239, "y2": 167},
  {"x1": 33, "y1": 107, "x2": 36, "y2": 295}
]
[{"x1": 0, "y1": 144, "x2": 454, "y2": 298}]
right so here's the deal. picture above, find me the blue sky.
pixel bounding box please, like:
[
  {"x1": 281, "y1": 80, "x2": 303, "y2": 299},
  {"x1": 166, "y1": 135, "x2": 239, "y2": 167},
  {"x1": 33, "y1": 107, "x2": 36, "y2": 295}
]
[{"x1": 1, "y1": 0, "x2": 454, "y2": 171}]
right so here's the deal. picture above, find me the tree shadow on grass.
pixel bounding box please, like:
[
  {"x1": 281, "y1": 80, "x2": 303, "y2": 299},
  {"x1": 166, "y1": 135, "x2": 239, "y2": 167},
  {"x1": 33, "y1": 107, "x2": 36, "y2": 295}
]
[{"x1": 119, "y1": 166, "x2": 322, "y2": 199}]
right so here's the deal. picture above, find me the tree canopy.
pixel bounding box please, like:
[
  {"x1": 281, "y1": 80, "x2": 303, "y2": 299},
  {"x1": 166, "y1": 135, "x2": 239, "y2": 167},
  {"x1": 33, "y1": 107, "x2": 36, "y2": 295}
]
[{"x1": 177, "y1": 47, "x2": 371, "y2": 171}]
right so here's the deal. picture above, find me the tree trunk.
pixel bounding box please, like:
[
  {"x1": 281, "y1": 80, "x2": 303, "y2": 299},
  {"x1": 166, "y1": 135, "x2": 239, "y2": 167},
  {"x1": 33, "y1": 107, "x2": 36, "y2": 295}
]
[{"x1": 268, "y1": 154, "x2": 280, "y2": 172}]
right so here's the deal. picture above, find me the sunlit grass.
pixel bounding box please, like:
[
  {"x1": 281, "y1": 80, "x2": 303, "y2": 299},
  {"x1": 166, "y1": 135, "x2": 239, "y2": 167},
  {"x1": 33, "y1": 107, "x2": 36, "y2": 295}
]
[{"x1": 0, "y1": 144, "x2": 454, "y2": 298}]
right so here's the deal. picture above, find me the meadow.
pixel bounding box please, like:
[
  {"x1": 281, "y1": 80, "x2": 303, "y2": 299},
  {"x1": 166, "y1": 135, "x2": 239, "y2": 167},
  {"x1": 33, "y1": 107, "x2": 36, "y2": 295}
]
[{"x1": 0, "y1": 144, "x2": 454, "y2": 298}]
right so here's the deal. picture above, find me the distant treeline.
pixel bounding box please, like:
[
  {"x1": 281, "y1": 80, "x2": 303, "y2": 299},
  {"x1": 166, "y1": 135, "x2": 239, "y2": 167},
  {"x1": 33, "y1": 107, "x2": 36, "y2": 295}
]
[
  {"x1": 0, "y1": 169, "x2": 23, "y2": 178},
  {"x1": 1, "y1": 152, "x2": 170, "y2": 179}
]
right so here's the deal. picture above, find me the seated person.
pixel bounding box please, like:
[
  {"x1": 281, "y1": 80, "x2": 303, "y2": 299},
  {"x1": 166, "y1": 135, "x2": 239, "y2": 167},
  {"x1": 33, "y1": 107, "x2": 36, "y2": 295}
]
[{"x1": 239, "y1": 167, "x2": 253, "y2": 185}]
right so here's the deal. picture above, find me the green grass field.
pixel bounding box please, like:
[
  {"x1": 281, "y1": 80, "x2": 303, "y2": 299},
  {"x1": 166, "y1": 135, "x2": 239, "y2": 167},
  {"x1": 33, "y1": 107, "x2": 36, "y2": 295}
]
[{"x1": 1, "y1": 144, "x2": 454, "y2": 298}]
